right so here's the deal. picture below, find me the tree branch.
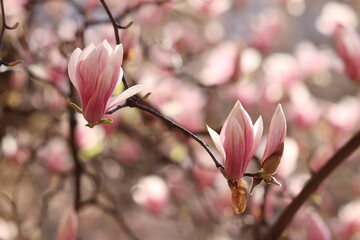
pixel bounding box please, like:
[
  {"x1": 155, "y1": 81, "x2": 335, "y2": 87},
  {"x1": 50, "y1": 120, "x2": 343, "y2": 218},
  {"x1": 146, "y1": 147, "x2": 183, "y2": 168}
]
[{"x1": 262, "y1": 130, "x2": 360, "y2": 240}]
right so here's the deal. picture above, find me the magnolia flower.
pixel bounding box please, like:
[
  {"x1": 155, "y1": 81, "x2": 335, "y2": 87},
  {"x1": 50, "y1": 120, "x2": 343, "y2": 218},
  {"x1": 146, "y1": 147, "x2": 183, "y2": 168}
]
[
  {"x1": 250, "y1": 104, "x2": 287, "y2": 192},
  {"x1": 207, "y1": 101, "x2": 286, "y2": 213},
  {"x1": 68, "y1": 40, "x2": 145, "y2": 127},
  {"x1": 207, "y1": 100, "x2": 263, "y2": 181}
]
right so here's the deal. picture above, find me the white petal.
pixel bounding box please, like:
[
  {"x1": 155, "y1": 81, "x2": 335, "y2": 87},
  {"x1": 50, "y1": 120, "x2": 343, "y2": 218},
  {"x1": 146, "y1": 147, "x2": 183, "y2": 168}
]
[
  {"x1": 100, "y1": 39, "x2": 114, "y2": 56},
  {"x1": 79, "y1": 43, "x2": 96, "y2": 61},
  {"x1": 207, "y1": 125, "x2": 226, "y2": 162},
  {"x1": 249, "y1": 116, "x2": 264, "y2": 158},
  {"x1": 68, "y1": 48, "x2": 82, "y2": 91},
  {"x1": 106, "y1": 84, "x2": 146, "y2": 111}
]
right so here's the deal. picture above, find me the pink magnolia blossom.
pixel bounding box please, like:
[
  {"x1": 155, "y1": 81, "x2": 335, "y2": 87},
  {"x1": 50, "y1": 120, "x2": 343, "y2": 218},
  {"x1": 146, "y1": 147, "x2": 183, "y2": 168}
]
[
  {"x1": 207, "y1": 101, "x2": 263, "y2": 180},
  {"x1": 333, "y1": 25, "x2": 360, "y2": 82},
  {"x1": 68, "y1": 40, "x2": 145, "y2": 126},
  {"x1": 55, "y1": 208, "x2": 78, "y2": 240},
  {"x1": 207, "y1": 101, "x2": 286, "y2": 181},
  {"x1": 248, "y1": 9, "x2": 285, "y2": 53},
  {"x1": 132, "y1": 175, "x2": 169, "y2": 214}
]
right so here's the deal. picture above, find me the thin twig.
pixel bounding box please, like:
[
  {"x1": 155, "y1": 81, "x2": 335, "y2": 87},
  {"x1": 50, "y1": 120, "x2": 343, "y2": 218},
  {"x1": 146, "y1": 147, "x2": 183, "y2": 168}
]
[
  {"x1": 80, "y1": 199, "x2": 140, "y2": 240},
  {"x1": 0, "y1": 0, "x2": 7, "y2": 54},
  {"x1": 0, "y1": 192, "x2": 24, "y2": 239},
  {"x1": 99, "y1": 0, "x2": 120, "y2": 44},
  {"x1": 87, "y1": 0, "x2": 168, "y2": 26},
  {"x1": 262, "y1": 130, "x2": 360, "y2": 240},
  {"x1": 112, "y1": 97, "x2": 224, "y2": 170},
  {"x1": 98, "y1": 0, "x2": 130, "y2": 89}
]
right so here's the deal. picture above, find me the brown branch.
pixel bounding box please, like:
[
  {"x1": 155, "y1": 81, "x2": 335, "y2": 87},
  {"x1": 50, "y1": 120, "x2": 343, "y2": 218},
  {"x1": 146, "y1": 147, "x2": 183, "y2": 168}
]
[
  {"x1": 68, "y1": 84, "x2": 83, "y2": 212},
  {"x1": 98, "y1": 0, "x2": 130, "y2": 89},
  {"x1": 262, "y1": 130, "x2": 360, "y2": 240},
  {"x1": 0, "y1": 0, "x2": 21, "y2": 67},
  {"x1": 99, "y1": 0, "x2": 121, "y2": 45}
]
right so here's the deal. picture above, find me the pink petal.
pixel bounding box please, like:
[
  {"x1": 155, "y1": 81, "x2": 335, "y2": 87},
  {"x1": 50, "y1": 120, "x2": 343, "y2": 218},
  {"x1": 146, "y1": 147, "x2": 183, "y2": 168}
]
[
  {"x1": 262, "y1": 104, "x2": 287, "y2": 162},
  {"x1": 223, "y1": 119, "x2": 245, "y2": 180},
  {"x1": 106, "y1": 84, "x2": 146, "y2": 112},
  {"x1": 109, "y1": 44, "x2": 124, "y2": 85},
  {"x1": 207, "y1": 125, "x2": 226, "y2": 162},
  {"x1": 100, "y1": 39, "x2": 114, "y2": 56},
  {"x1": 221, "y1": 101, "x2": 254, "y2": 155},
  {"x1": 95, "y1": 40, "x2": 113, "y2": 75},
  {"x1": 55, "y1": 208, "x2": 78, "y2": 240},
  {"x1": 83, "y1": 66, "x2": 113, "y2": 123},
  {"x1": 79, "y1": 42, "x2": 96, "y2": 61},
  {"x1": 220, "y1": 101, "x2": 251, "y2": 143},
  {"x1": 77, "y1": 48, "x2": 99, "y2": 109},
  {"x1": 307, "y1": 213, "x2": 331, "y2": 240},
  {"x1": 68, "y1": 48, "x2": 82, "y2": 92},
  {"x1": 246, "y1": 116, "x2": 263, "y2": 174}
]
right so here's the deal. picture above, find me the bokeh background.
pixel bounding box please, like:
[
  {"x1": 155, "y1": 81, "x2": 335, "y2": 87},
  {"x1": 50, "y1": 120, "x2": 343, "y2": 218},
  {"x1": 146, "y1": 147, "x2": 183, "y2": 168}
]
[{"x1": 1, "y1": 0, "x2": 360, "y2": 239}]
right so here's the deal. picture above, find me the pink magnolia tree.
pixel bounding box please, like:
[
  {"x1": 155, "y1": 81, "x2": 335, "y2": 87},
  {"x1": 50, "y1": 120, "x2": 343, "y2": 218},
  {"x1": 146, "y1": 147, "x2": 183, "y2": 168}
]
[{"x1": 1, "y1": 0, "x2": 360, "y2": 240}]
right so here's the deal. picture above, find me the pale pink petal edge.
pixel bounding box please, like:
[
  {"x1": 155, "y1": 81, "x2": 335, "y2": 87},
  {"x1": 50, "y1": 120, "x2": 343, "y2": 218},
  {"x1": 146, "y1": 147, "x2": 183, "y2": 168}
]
[
  {"x1": 207, "y1": 125, "x2": 226, "y2": 162},
  {"x1": 105, "y1": 84, "x2": 146, "y2": 112},
  {"x1": 68, "y1": 48, "x2": 82, "y2": 91}
]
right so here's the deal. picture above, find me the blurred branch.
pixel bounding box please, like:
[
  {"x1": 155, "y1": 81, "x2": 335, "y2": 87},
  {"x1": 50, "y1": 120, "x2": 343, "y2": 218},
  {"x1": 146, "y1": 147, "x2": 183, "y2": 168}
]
[
  {"x1": 0, "y1": 192, "x2": 24, "y2": 239},
  {"x1": 37, "y1": 174, "x2": 68, "y2": 229},
  {"x1": 80, "y1": 198, "x2": 140, "y2": 240},
  {"x1": 0, "y1": 0, "x2": 21, "y2": 67},
  {"x1": 259, "y1": 184, "x2": 269, "y2": 226},
  {"x1": 262, "y1": 130, "x2": 360, "y2": 240}
]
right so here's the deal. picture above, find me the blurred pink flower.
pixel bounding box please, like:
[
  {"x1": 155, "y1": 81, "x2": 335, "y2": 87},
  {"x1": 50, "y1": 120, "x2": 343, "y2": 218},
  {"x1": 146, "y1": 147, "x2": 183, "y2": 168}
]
[
  {"x1": 55, "y1": 208, "x2": 78, "y2": 240},
  {"x1": 192, "y1": 165, "x2": 218, "y2": 192},
  {"x1": 39, "y1": 138, "x2": 72, "y2": 173},
  {"x1": 139, "y1": 69, "x2": 206, "y2": 130},
  {"x1": 307, "y1": 213, "x2": 331, "y2": 240},
  {"x1": 316, "y1": 2, "x2": 358, "y2": 35},
  {"x1": 199, "y1": 41, "x2": 241, "y2": 86},
  {"x1": 68, "y1": 40, "x2": 145, "y2": 126},
  {"x1": 248, "y1": 9, "x2": 285, "y2": 53},
  {"x1": 132, "y1": 175, "x2": 169, "y2": 214},
  {"x1": 324, "y1": 97, "x2": 360, "y2": 133},
  {"x1": 287, "y1": 83, "x2": 321, "y2": 128},
  {"x1": 333, "y1": 25, "x2": 360, "y2": 82},
  {"x1": 337, "y1": 200, "x2": 360, "y2": 239},
  {"x1": 295, "y1": 42, "x2": 333, "y2": 78},
  {"x1": 188, "y1": 0, "x2": 231, "y2": 17},
  {"x1": 207, "y1": 101, "x2": 263, "y2": 180}
]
